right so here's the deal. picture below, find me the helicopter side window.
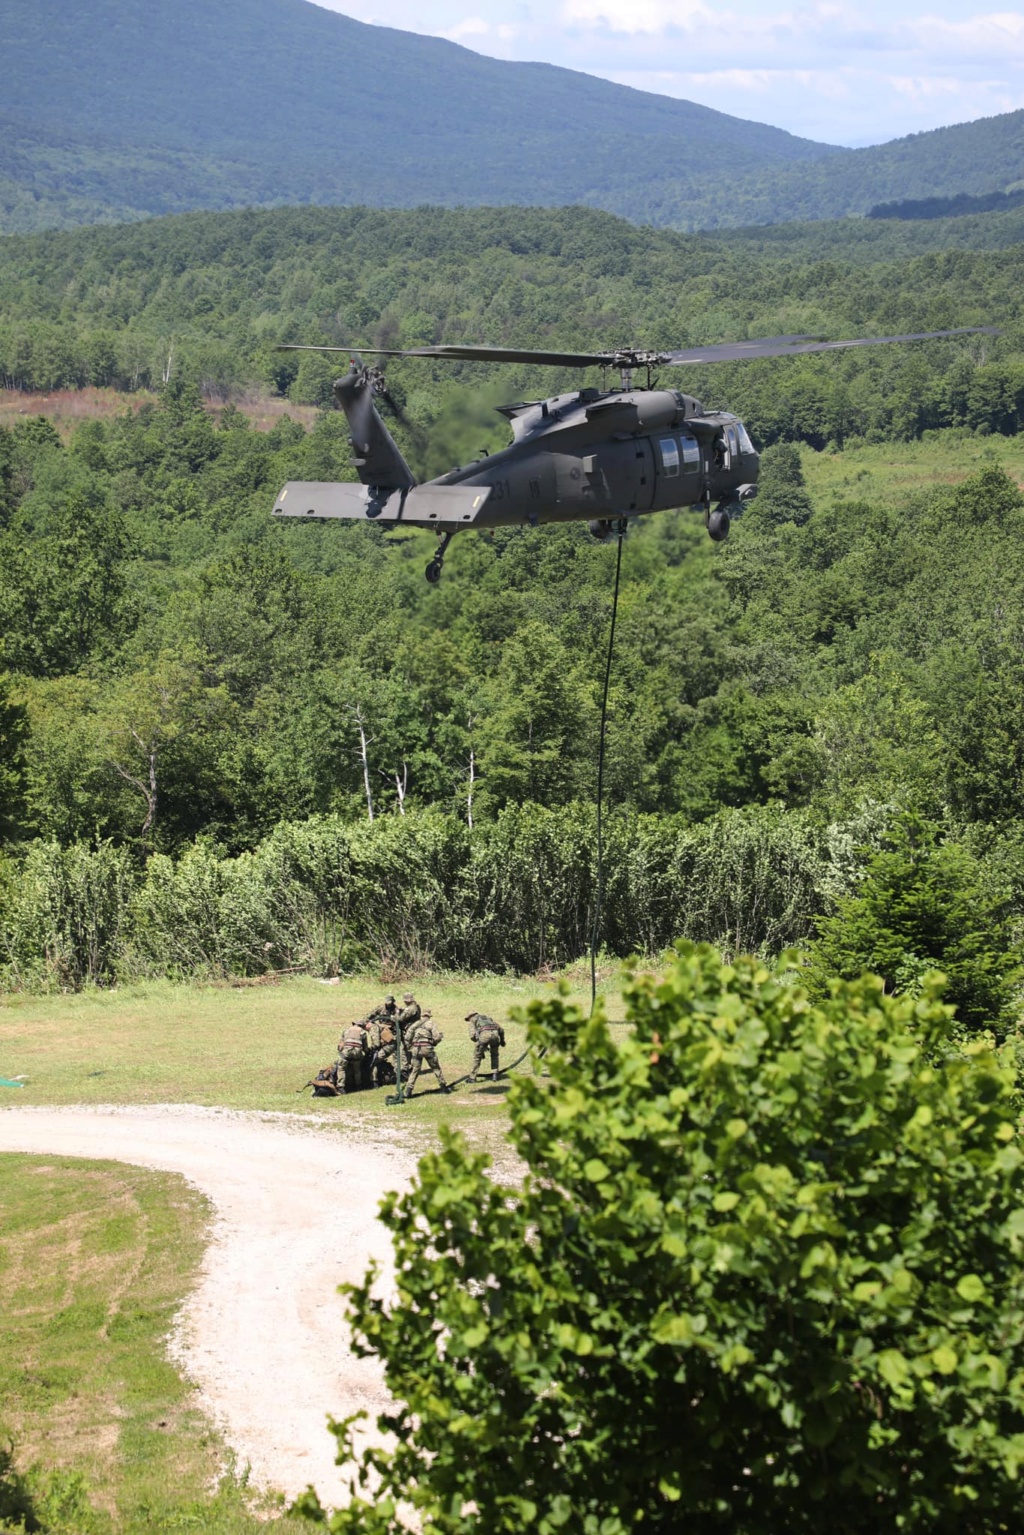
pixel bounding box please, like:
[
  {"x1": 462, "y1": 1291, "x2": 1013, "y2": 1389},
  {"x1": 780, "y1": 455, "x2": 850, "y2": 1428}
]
[
  {"x1": 736, "y1": 421, "x2": 755, "y2": 454},
  {"x1": 658, "y1": 439, "x2": 680, "y2": 478},
  {"x1": 727, "y1": 425, "x2": 740, "y2": 459},
  {"x1": 679, "y1": 435, "x2": 700, "y2": 471}
]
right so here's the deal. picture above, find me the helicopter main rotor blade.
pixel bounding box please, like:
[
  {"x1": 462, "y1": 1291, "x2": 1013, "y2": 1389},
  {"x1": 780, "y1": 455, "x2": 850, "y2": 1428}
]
[
  {"x1": 660, "y1": 326, "x2": 1002, "y2": 365},
  {"x1": 276, "y1": 326, "x2": 1000, "y2": 371},
  {"x1": 275, "y1": 342, "x2": 616, "y2": 367}
]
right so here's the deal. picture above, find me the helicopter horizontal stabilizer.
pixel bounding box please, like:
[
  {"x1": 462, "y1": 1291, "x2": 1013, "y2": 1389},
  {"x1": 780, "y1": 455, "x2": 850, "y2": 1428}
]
[{"x1": 272, "y1": 480, "x2": 492, "y2": 528}]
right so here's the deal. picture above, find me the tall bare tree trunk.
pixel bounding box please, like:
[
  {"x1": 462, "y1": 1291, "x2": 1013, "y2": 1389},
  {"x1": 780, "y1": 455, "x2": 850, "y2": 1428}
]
[
  {"x1": 353, "y1": 707, "x2": 374, "y2": 823},
  {"x1": 466, "y1": 711, "x2": 477, "y2": 829},
  {"x1": 112, "y1": 729, "x2": 158, "y2": 840},
  {"x1": 394, "y1": 761, "x2": 408, "y2": 815}
]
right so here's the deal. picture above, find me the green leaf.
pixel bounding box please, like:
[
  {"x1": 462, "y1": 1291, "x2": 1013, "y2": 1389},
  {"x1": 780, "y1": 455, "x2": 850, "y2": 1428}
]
[
  {"x1": 932, "y1": 1345, "x2": 959, "y2": 1375},
  {"x1": 651, "y1": 1314, "x2": 697, "y2": 1346},
  {"x1": 713, "y1": 1192, "x2": 741, "y2": 1213},
  {"x1": 956, "y1": 1274, "x2": 986, "y2": 1303},
  {"x1": 583, "y1": 1158, "x2": 610, "y2": 1183},
  {"x1": 877, "y1": 1349, "x2": 911, "y2": 1388}
]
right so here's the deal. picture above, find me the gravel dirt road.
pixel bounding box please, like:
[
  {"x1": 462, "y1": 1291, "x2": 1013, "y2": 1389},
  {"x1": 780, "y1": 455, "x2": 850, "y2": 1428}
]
[{"x1": 0, "y1": 1104, "x2": 419, "y2": 1507}]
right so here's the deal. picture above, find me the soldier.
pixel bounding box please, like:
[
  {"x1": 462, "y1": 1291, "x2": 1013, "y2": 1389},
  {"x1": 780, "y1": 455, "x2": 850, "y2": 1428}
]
[
  {"x1": 404, "y1": 1011, "x2": 449, "y2": 1097},
  {"x1": 336, "y1": 1019, "x2": 368, "y2": 1095},
  {"x1": 369, "y1": 1019, "x2": 399, "y2": 1092},
  {"x1": 368, "y1": 1019, "x2": 399, "y2": 1088},
  {"x1": 466, "y1": 1012, "x2": 506, "y2": 1081},
  {"x1": 396, "y1": 991, "x2": 422, "y2": 1037},
  {"x1": 367, "y1": 994, "x2": 398, "y2": 1025}
]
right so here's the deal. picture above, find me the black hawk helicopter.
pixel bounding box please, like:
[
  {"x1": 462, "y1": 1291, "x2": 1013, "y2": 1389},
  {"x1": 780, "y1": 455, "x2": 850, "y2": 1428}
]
[{"x1": 272, "y1": 329, "x2": 998, "y2": 582}]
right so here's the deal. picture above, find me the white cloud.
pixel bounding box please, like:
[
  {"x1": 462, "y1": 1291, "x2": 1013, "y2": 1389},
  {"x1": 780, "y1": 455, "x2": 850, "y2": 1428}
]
[
  {"x1": 560, "y1": 0, "x2": 712, "y2": 33},
  {"x1": 445, "y1": 14, "x2": 490, "y2": 36}
]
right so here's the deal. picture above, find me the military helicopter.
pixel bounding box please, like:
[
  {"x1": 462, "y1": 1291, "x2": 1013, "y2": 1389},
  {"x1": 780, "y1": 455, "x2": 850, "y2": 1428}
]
[{"x1": 272, "y1": 329, "x2": 998, "y2": 582}]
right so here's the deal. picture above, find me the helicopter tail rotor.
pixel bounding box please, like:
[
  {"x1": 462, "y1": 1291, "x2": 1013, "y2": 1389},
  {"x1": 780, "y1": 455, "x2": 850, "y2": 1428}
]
[{"x1": 334, "y1": 364, "x2": 416, "y2": 500}]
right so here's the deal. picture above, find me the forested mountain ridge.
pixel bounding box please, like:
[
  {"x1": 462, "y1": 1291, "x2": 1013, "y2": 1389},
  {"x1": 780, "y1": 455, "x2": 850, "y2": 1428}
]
[
  {"x1": 0, "y1": 0, "x2": 836, "y2": 237},
  {"x1": 1, "y1": 0, "x2": 1022, "y2": 235}
]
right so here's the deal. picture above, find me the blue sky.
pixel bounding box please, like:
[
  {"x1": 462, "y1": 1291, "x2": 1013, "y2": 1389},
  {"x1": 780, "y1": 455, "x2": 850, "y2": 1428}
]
[{"x1": 313, "y1": 0, "x2": 1024, "y2": 147}]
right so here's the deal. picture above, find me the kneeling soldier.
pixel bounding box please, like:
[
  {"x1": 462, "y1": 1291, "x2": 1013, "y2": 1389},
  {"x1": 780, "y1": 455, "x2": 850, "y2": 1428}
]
[
  {"x1": 337, "y1": 1020, "x2": 368, "y2": 1095},
  {"x1": 404, "y1": 1011, "x2": 448, "y2": 1097},
  {"x1": 467, "y1": 1012, "x2": 506, "y2": 1081},
  {"x1": 370, "y1": 1021, "x2": 399, "y2": 1088}
]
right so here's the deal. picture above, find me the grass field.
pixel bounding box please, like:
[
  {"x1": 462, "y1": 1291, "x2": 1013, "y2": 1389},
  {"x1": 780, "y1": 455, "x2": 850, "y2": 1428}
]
[
  {"x1": 0, "y1": 1155, "x2": 305, "y2": 1534},
  {"x1": 0, "y1": 970, "x2": 629, "y2": 1529},
  {"x1": 0, "y1": 971, "x2": 625, "y2": 1138},
  {"x1": 801, "y1": 432, "x2": 1024, "y2": 502}
]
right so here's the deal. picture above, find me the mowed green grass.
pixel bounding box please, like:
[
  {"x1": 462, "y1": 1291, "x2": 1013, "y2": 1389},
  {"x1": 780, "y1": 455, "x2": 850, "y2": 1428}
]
[
  {"x1": 0, "y1": 1155, "x2": 305, "y2": 1534},
  {"x1": 0, "y1": 972, "x2": 624, "y2": 1137},
  {"x1": 801, "y1": 431, "x2": 1024, "y2": 503}
]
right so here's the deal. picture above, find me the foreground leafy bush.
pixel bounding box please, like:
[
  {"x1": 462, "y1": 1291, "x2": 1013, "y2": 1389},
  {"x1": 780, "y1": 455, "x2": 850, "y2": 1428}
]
[{"x1": 304, "y1": 944, "x2": 1024, "y2": 1534}]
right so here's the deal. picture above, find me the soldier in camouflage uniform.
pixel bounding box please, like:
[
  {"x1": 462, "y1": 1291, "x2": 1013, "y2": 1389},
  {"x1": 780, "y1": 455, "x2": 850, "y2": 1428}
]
[
  {"x1": 336, "y1": 1019, "x2": 368, "y2": 1095},
  {"x1": 367, "y1": 1018, "x2": 399, "y2": 1087},
  {"x1": 404, "y1": 1011, "x2": 449, "y2": 1096},
  {"x1": 466, "y1": 1012, "x2": 506, "y2": 1081},
  {"x1": 367, "y1": 994, "x2": 399, "y2": 1026},
  {"x1": 396, "y1": 992, "x2": 421, "y2": 1039}
]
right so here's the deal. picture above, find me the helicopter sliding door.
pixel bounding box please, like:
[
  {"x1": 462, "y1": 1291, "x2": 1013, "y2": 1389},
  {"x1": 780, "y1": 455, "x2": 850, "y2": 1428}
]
[{"x1": 550, "y1": 440, "x2": 654, "y2": 522}]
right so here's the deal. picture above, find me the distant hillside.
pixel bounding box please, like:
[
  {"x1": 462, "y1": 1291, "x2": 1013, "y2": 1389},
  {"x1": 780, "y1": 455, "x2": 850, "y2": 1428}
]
[
  {"x1": 0, "y1": 0, "x2": 836, "y2": 235},
  {"x1": 0, "y1": 0, "x2": 1021, "y2": 234}
]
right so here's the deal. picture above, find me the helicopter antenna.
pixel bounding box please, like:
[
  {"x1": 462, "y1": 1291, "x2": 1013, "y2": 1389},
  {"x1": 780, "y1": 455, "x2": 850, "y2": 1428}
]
[{"x1": 591, "y1": 524, "x2": 625, "y2": 1016}]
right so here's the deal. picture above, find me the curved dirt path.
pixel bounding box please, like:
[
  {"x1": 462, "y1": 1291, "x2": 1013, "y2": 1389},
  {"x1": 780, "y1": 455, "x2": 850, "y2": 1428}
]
[{"x1": 0, "y1": 1104, "x2": 418, "y2": 1506}]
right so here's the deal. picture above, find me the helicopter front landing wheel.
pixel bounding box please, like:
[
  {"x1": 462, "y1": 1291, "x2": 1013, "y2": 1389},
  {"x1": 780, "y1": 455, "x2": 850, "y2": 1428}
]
[{"x1": 425, "y1": 560, "x2": 442, "y2": 584}]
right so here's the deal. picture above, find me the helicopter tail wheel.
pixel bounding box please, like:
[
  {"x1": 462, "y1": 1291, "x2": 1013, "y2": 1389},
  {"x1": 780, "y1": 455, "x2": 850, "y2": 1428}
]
[
  {"x1": 424, "y1": 527, "x2": 457, "y2": 583},
  {"x1": 707, "y1": 506, "x2": 731, "y2": 542}
]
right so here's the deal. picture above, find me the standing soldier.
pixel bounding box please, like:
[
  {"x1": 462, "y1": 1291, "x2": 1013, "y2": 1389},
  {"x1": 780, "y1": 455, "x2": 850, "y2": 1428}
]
[
  {"x1": 396, "y1": 992, "x2": 421, "y2": 1038},
  {"x1": 466, "y1": 1012, "x2": 506, "y2": 1082},
  {"x1": 336, "y1": 1019, "x2": 368, "y2": 1095},
  {"x1": 368, "y1": 994, "x2": 399, "y2": 1026},
  {"x1": 404, "y1": 1011, "x2": 449, "y2": 1097}
]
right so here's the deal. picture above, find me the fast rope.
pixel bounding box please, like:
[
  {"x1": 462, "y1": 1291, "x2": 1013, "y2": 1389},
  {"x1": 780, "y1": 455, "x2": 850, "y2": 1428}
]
[{"x1": 590, "y1": 528, "x2": 625, "y2": 1016}]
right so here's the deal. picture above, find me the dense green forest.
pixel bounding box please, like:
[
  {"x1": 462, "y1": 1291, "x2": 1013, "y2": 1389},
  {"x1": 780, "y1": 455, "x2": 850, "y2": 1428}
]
[
  {"x1": 1, "y1": 205, "x2": 1022, "y2": 447},
  {"x1": 2, "y1": 0, "x2": 1023, "y2": 234},
  {"x1": 1, "y1": 203, "x2": 1024, "y2": 987}
]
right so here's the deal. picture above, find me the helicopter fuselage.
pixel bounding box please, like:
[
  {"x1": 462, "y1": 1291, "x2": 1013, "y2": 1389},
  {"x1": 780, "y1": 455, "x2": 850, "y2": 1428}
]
[{"x1": 438, "y1": 385, "x2": 758, "y2": 532}]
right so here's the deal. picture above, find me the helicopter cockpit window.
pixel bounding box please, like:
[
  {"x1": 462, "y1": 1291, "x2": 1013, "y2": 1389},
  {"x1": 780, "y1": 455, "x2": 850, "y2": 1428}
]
[
  {"x1": 658, "y1": 439, "x2": 680, "y2": 477},
  {"x1": 727, "y1": 425, "x2": 740, "y2": 459},
  {"x1": 679, "y1": 435, "x2": 700, "y2": 471},
  {"x1": 736, "y1": 422, "x2": 755, "y2": 455}
]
